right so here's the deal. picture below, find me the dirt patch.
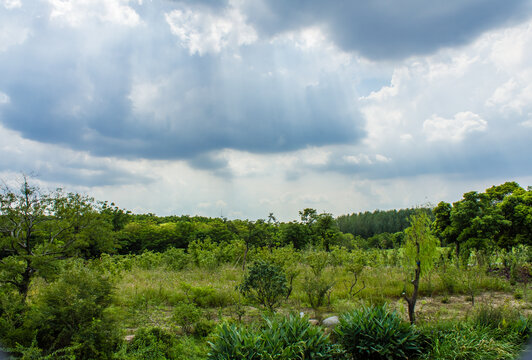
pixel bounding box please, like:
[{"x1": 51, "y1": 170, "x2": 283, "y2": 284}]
[{"x1": 414, "y1": 292, "x2": 532, "y2": 323}]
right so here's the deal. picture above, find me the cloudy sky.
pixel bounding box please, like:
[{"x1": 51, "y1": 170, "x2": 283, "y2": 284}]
[{"x1": 1, "y1": 0, "x2": 532, "y2": 220}]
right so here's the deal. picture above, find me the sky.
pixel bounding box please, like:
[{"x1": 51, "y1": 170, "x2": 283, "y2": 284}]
[{"x1": 1, "y1": 0, "x2": 532, "y2": 220}]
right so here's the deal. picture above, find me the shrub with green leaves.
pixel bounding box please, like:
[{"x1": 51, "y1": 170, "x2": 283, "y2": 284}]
[
  {"x1": 208, "y1": 323, "x2": 262, "y2": 360},
  {"x1": 237, "y1": 260, "x2": 289, "y2": 311},
  {"x1": 173, "y1": 302, "x2": 202, "y2": 335},
  {"x1": 162, "y1": 247, "x2": 189, "y2": 271},
  {"x1": 27, "y1": 265, "x2": 120, "y2": 359},
  {"x1": 421, "y1": 322, "x2": 527, "y2": 360},
  {"x1": 334, "y1": 304, "x2": 424, "y2": 360},
  {"x1": 208, "y1": 314, "x2": 344, "y2": 360},
  {"x1": 117, "y1": 327, "x2": 178, "y2": 360}
]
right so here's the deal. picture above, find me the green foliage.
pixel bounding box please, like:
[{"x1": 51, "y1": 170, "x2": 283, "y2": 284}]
[
  {"x1": 194, "y1": 319, "x2": 216, "y2": 338},
  {"x1": 162, "y1": 247, "x2": 190, "y2": 270},
  {"x1": 302, "y1": 250, "x2": 334, "y2": 310},
  {"x1": 0, "y1": 177, "x2": 114, "y2": 300},
  {"x1": 115, "y1": 329, "x2": 209, "y2": 360},
  {"x1": 432, "y1": 182, "x2": 532, "y2": 255},
  {"x1": 238, "y1": 261, "x2": 289, "y2": 311},
  {"x1": 27, "y1": 264, "x2": 120, "y2": 359},
  {"x1": 334, "y1": 304, "x2": 425, "y2": 360},
  {"x1": 422, "y1": 322, "x2": 528, "y2": 360},
  {"x1": 0, "y1": 290, "x2": 34, "y2": 350},
  {"x1": 181, "y1": 282, "x2": 232, "y2": 308},
  {"x1": 173, "y1": 302, "x2": 202, "y2": 335},
  {"x1": 208, "y1": 323, "x2": 262, "y2": 360},
  {"x1": 403, "y1": 212, "x2": 439, "y2": 276},
  {"x1": 208, "y1": 314, "x2": 344, "y2": 359},
  {"x1": 117, "y1": 327, "x2": 179, "y2": 360},
  {"x1": 337, "y1": 208, "x2": 432, "y2": 240}
]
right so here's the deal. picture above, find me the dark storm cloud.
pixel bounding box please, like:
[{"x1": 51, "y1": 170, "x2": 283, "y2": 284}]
[
  {"x1": 0, "y1": 1, "x2": 364, "y2": 163},
  {"x1": 242, "y1": 0, "x2": 532, "y2": 59}
]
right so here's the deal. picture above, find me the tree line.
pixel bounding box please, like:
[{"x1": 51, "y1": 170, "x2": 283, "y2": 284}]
[{"x1": 1, "y1": 176, "x2": 530, "y2": 303}]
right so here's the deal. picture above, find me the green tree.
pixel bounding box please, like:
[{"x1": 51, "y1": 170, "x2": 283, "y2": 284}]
[
  {"x1": 402, "y1": 212, "x2": 439, "y2": 324},
  {"x1": 0, "y1": 176, "x2": 113, "y2": 301}
]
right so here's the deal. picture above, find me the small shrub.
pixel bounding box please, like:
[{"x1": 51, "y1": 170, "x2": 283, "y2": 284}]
[
  {"x1": 194, "y1": 319, "x2": 216, "y2": 338},
  {"x1": 208, "y1": 323, "x2": 261, "y2": 360},
  {"x1": 303, "y1": 274, "x2": 334, "y2": 310},
  {"x1": 180, "y1": 283, "x2": 231, "y2": 308},
  {"x1": 514, "y1": 288, "x2": 524, "y2": 300},
  {"x1": 441, "y1": 295, "x2": 450, "y2": 304},
  {"x1": 471, "y1": 303, "x2": 506, "y2": 329},
  {"x1": 237, "y1": 261, "x2": 289, "y2": 311},
  {"x1": 173, "y1": 302, "x2": 202, "y2": 335},
  {"x1": 119, "y1": 327, "x2": 178, "y2": 360},
  {"x1": 261, "y1": 314, "x2": 345, "y2": 359},
  {"x1": 162, "y1": 248, "x2": 189, "y2": 271},
  {"x1": 334, "y1": 304, "x2": 424, "y2": 360},
  {"x1": 208, "y1": 315, "x2": 344, "y2": 359}
]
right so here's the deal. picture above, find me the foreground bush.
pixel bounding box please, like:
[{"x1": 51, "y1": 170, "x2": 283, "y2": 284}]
[
  {"x1": 19, "y1": 265, "x2": 121, "y2": 359},
  {"x1": 114, "y1": 327, "x2": 209, "y2": 360},
  {"x1": 422, "y1": 322, "x2": 528, "y2": 360},
  {"x1": 116, "y1": 327, "x2": 178, "y2": 360},
  {"x1": 334, "y1": 304, "x2": 424, "y2": 360},
  {"x1": 208, "y1": 314, "x2": 344, "y2": 359}
]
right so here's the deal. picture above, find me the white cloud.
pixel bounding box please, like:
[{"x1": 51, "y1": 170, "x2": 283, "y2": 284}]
[
  {"x1": 343, "y1": 154, "x2": 373, "y2": 165},
  {"x1": 375, "y1": 154, "x2": 391, "y2": 163},
  {"x1": 486, "y1": 76, "x2": 532, "y2": 116},
  {"x1": 0, "y1": 92, "x2": 10, "y2": 104},
  {"x1": 1, "y1": 0, "x2": 21, "y2": 9},
  {"x1": 165, "y1": 6, "x2": 257, "y2": 55},
  {"x1": 48, "y1": 0, "x2": 140, "y2": 27},
  {"x1": 423, "y1": 111, "x2": 487, "y2": 142},
  {"x1": 0, "y1": 23, "x2": 30, "y2": 52},
  {"x1": 520, "y1": 118, "x2": 532, "y2": 128}
]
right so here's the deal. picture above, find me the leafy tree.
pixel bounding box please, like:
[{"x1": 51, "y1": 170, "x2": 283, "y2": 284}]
[
  {"x1": 233, "y1": 219, "x2": 267, "y2": 270},
  {"x1": 237, "y1": 260, "x2": 289, "y2": 312},
  {"x1": 432, "y1": 182, "x2": 531, "y2": 256},
  {"x1": 279, "y1": 221, "x2": 308, "y2": 249},
  {"x1": 401, "y1": 212, "x2": 439, "y2": 324},
  {"x1": 0, "y1": 176, "x2": 113, "y2": 301}
]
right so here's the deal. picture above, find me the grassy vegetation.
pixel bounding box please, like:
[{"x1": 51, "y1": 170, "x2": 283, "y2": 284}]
[{"x1": 17, "y1": 245, "x2": 518, "y2": 359}]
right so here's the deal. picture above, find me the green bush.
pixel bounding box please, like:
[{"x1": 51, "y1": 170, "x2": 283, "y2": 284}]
[
  {"x1": 173, "y1": 302, "x2": 202, "y2": 335},
  {"x1": 0, "y1": 290, "x2": 34, "y2": 350},
  {"x1": 117, "y1": 327, "x2": 178, "y2": 360},
  {"x1": 421, "y1": 322, "x2": 526, "y2": 360},
  {"x1": 237, "y1": 261, "x2": 289, "y2": 311},
  {"x1": 208, "y1": 314, "x2": 344, "y2": 359},
  {"x1": 208, "y1": 323, "x2": 261, "y2": 360},
  {"x1": 27, "y1": 265, "x2": 120, "y2": 359},
  {"x1": 181, "y1": 283, "x2": 232, "y2": 308},
  {"x1": 162, "y1": 247, "x2": 190, "y2": 271},
  {"x1": 261, "y1": 315, "x2": 345, "y2": 359},
  {"x1": 115, "y1": 328, "x2": 209, "y2": 360},
  {"x1": 194, "y1": 319, "x2": 216, "y2": 338},
  {"x1": 334, "y1": 304, "x2": 424, "y2": 360}
]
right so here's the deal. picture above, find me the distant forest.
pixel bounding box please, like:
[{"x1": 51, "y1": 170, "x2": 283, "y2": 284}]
[{"x1": 336, "y1": 208, "x2": 433, "y2": 238}]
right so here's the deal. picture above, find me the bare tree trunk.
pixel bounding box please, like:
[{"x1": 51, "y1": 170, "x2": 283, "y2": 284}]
[{"x1": 403, "y1": 261, "x2": 420, "y2": 324}]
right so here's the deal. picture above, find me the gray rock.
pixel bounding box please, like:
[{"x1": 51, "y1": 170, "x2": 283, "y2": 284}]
[
  {"x1": 322, "y1": 316, "x2": 339, "y2": 327},
  {"x1": 308, "y1": 319, "x2": 320, "y2": 326}
]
